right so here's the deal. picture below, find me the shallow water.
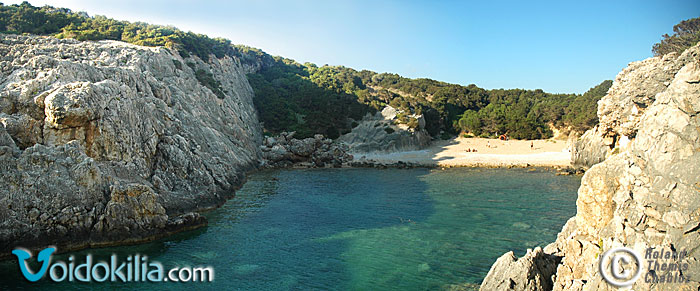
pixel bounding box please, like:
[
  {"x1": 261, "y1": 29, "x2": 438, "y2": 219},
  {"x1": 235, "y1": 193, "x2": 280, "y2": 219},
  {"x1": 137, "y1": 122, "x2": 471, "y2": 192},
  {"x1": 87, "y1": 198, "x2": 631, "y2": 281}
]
[{"x1": 0, "y1": 168, "x2": 580, "y2": 290}]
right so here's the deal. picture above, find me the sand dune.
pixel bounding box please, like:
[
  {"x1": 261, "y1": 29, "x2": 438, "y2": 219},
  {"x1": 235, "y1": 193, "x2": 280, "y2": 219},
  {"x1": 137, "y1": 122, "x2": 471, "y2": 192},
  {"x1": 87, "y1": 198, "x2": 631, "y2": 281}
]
[{"x1": 355, "y1": 137, "x2": 572, "y2": 167}]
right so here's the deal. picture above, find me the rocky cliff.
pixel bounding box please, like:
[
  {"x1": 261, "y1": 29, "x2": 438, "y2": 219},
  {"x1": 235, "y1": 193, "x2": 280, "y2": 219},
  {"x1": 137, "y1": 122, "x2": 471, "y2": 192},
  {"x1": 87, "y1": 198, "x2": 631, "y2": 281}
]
[
  {"x1": 481, "y1": 43, "x2": 700, "y2": 290},
  {"x1": 337, "y1": 105, "x2": 432, "y2": 153},
  {"x1": 571, "y1": 44, "x2": 697, "y2": 169},
  {"x1": 0, "y1": 34, "x2": 262, "y2": 257}
]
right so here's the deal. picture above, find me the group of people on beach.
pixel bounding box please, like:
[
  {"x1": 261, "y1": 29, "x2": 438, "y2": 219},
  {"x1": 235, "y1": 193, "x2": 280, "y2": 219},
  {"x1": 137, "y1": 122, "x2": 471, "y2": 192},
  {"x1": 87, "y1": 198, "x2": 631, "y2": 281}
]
[{"x1": 465, "y1": 139, "x2": 535, "y2": 153}]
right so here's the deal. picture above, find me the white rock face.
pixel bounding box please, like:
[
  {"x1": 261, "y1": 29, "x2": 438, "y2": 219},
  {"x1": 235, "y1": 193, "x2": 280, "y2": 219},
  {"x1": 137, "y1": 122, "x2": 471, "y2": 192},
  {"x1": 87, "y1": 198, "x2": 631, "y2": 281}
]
[
  {"x1": 572, "y1": 44, "x2": 698, "y2": 169},
  {"x1": 548, "y1": 43, "x2": 700, "y2": 291},
  {"x1": 0, "y1": 34, "x2": 262, "y2": 255},
  {"x1": 479, "y1": 247, "x2": 560, "y2": 291},
  {"x1": 337, "y1": 105, "x2": 431, "y2": 153},
  {"x1": 482, "y1": 43, "x2": 700, "y2": 290}
]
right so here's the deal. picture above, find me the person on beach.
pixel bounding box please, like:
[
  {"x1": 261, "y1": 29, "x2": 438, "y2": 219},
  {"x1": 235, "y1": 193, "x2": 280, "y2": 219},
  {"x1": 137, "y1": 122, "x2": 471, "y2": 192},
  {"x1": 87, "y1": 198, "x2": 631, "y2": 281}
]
[{"x1": 531, "y1": 141, "x2": 534, "y2": 150}]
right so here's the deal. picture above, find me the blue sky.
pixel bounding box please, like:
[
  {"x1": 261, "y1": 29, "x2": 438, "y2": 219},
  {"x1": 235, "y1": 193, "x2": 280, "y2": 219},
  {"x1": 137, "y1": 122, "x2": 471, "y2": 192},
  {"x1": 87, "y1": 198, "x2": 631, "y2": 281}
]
[{"x1": 5, "y1": 0, "x2": 699, "y2": 93}]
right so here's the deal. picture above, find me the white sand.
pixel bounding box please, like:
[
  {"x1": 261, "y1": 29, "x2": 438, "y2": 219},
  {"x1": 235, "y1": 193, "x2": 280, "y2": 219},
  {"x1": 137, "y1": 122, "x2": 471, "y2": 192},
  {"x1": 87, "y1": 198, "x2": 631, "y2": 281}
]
[{"x1": 355, "y1": 137, "x2": 572, "y2": 167}]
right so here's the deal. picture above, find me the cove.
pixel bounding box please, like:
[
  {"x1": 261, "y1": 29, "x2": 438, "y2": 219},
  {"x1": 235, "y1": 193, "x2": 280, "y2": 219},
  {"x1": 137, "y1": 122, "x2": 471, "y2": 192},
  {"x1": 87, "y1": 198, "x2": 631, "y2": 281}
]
[{"x1": 0, "y1": 167, "x2": 580, "y2": 290}]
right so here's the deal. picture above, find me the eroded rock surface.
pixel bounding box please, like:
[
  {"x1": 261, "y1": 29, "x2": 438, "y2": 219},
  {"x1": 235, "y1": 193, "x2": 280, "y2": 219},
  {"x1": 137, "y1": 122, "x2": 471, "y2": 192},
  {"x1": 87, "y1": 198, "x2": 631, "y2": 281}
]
[
  {"x1": 0, "y1": 34, "x2": 261, "y2": 256},
  {"x1": 337, "y1": 105, "x2": 431, "y2": 153},
  {"x1": 260, "y1": 131, "x2": 353, "y2": 168},
  {"x1": 572, "y1": 44, "x2": 697, "y2": 170},
  {"x1": 483, "y1": 43, "x2": 700, "y2": 290},
  {"x1": 479, "y1": 247, "x2": 561, "y2": 291}
]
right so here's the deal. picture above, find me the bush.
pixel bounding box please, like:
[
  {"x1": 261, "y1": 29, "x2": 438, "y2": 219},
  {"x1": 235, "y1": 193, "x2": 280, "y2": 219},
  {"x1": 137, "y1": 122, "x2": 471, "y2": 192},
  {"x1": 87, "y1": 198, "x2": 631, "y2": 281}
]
[
  {"x1": 406, "y1": 118, "x2": 420, "y2": 129},
  {"x1": 384, "y1": 127, "x2": 395, "y2": 134},
  {"x1": 195, "y1": 69, "x2": 225, "y2": 99},
  {"x1": 172, "y1": 59, "x2": 182, "y2": 70}
]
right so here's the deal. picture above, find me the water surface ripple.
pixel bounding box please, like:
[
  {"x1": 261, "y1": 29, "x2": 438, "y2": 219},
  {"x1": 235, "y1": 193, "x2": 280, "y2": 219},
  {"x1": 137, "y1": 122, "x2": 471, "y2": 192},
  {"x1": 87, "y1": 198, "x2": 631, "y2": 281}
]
[{"x1": 0, "y1": 168, "x2": 581, "y2": 290}]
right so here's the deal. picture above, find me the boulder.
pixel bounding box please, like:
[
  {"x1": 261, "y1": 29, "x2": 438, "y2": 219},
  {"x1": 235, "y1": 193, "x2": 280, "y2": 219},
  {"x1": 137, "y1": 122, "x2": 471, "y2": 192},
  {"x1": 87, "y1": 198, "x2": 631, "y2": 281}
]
[
  {"x1": 480, "y1": 247, "x2": 561, "y2": 291},
  {"x1": 260, "y1": 132, "x2": 353, "y2": 168}
]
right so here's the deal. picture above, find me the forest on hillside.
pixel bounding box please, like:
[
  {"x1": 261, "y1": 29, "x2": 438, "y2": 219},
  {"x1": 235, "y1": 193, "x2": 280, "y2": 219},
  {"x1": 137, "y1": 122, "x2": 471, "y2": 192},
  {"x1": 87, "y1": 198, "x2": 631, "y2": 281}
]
[{"x1": 3, "y1": 2, "x2": 694, "y2": 139}]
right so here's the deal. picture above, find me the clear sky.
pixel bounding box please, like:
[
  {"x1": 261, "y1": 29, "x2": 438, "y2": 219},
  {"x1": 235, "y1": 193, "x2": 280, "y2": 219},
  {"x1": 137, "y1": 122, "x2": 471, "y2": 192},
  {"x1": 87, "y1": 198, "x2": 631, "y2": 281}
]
[{"x1": 4, "y1": 0, "x2": 699, "y2": 93}]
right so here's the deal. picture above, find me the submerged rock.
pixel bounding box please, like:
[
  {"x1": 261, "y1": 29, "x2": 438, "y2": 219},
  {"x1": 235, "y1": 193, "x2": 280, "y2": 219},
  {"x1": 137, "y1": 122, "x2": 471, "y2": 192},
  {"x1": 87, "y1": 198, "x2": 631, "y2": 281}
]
[{"x1": 0, "y1": 34, "x2": 261, "y2": 257}]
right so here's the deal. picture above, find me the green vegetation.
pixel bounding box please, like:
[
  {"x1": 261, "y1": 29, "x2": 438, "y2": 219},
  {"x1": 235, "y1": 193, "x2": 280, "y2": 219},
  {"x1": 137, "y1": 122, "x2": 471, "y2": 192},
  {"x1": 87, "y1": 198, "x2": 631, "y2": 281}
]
[
  {"x1": 0, "y1": 1, "x2": 613, "y2": 139},
  {"x1": 562, "y1": 80, "x2": 612, "y2": 132},
  {"x1": 246, "y1": 58, "x2": 368, "y2": 138},
  {"x1": 195, "y1": 68, "x2": 225, "y2": 99},
  {"x1": 652, "y1": 17, "x2": 700, "y2": 56},
  {"x1": 455, "y1": 80, "x2": 612, "y2": 138},
  {"x1": 172, "y1": 59, "x2": 182, "y2": 70},
  {"x1": 0, "y1": 2, "x2": 227, "y2": 59},
  {"x1": 271, "y1": 59, "x2": 614, "y2": 139}
]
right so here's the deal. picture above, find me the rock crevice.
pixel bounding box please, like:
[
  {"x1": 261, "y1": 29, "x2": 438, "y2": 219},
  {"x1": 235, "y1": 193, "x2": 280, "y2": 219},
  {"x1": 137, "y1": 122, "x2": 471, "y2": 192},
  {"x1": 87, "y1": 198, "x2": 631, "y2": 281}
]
[
  {"x1": 482, "y1": 43, "x2": 700, "y2": 290},
  {"x1": 0, "y1": 34, "x2": 262, "y2": 257}
]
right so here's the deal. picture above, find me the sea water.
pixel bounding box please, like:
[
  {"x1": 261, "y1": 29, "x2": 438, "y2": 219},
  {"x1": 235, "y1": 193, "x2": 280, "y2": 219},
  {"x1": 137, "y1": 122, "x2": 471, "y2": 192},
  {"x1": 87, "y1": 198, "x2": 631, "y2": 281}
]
[{"x1": 0, "y1": 168, "x2": 580, "y2": 290}]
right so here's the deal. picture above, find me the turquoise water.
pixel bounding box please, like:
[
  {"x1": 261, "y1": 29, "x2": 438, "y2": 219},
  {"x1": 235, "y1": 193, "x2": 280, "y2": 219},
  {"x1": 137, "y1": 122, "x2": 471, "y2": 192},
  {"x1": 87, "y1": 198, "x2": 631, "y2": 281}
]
[{"x1": 1, "y1": 168, "x2": 580, "y2": 290}]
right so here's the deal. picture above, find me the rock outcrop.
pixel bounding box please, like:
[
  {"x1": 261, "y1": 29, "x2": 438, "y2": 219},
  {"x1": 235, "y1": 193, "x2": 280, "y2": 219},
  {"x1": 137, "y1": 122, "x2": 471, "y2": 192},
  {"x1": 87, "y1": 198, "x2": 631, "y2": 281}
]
[
  {"x1": 570, "y1": 125, "x2": 610, "y2": 169},
  {"x1": 260, "y1": 132, "x2": 353, "y2": 168},
  {"x1": 337, "y1": 106, "x2": 432, "y2": 153},
  {"x1": 0, "y1": 34, "x2": 261, "y2": 257},
  {"x1": 482, "y1": 43, "x2": 700, "y2": 290},
  {"x1": 480, "y1": 247, "x2": 561, "y2": 291},
  {"x1": 571, "y1": 43, "x2": 697, "y2": 170}
]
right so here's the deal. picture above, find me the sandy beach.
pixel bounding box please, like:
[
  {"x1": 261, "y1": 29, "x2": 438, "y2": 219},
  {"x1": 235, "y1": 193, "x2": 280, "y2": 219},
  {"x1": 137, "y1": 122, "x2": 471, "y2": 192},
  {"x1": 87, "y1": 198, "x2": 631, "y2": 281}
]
[{"x1": 354, "y1": 137, "x2": 572, "y2": 167}]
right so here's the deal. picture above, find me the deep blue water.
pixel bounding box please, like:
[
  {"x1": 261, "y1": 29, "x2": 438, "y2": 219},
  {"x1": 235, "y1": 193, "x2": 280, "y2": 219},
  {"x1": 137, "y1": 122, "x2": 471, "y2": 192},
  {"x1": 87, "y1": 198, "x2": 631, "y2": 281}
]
[{"x1": 0, "y1": 168, "x2": 580, "y2": 290}]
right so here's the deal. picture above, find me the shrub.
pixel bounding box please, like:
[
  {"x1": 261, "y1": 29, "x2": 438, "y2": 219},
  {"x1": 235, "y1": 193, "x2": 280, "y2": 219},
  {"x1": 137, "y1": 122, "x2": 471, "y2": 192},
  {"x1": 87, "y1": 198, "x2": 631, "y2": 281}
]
[
  {"x1": 195, "y1": 69, "x2": 225, "y2": 99},
  {"x1": 172, "y1": 59, "x2": 182, "y2": 70}
]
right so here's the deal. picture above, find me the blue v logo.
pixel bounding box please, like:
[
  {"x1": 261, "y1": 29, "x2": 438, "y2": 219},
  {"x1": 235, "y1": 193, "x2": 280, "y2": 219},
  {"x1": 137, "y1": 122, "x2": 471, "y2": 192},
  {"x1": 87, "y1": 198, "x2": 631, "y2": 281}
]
[{"x1": 12, "y1": 247, "x2": 56, "y2": 282}]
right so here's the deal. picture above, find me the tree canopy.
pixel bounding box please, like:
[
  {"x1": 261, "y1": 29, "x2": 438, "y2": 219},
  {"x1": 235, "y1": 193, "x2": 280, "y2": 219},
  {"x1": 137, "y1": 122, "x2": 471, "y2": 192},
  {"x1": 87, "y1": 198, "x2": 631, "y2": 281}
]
[
  {"x1": 1, "y1": 1, "x2": 613, "y2": 139},
  {"x1": 652, "y1": 17, "x2": 700, "y2": 56}
]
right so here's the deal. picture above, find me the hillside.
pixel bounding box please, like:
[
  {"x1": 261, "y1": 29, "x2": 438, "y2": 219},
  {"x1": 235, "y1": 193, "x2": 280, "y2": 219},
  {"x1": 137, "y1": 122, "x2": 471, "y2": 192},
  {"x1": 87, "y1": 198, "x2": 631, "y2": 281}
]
[{"x1": 0, "y1": 2, "x2": 611, "y2": 140}]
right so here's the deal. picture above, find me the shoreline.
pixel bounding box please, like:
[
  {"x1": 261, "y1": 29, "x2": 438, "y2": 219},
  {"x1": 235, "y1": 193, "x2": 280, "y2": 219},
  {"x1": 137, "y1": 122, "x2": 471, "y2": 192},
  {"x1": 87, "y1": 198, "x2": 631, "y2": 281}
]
[
  {"x1": 351, "y1": 137, "x2": 573, "y2": 168},
  {"x1": 2, "y1": 138, "x2": 574, "y2": 261}
]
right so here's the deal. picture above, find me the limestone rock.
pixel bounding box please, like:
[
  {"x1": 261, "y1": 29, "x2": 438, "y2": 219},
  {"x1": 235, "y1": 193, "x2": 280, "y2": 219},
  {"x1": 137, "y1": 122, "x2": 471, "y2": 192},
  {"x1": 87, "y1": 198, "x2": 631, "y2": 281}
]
[
  {"x1": 337, "y1": 105, "x2": 432, "y2": 153},
  {"x1": 483, "y1": 43, "x2": 700, "y2": 290},
  {"x1": 479, "y1": 247, "x2": 560, "y2": 291},
  {"x1": 93, "y1": 183, "x2": 167, "y2": 240},
  {"x1": 572, "y1": 42, "x2": 699, "y2": 169},
  {"x1": 261, "y1": 131, "x2": 353, "y2": 168},
  {"x1": 570, "y1": 125, "x2": 610, "y2": 169},
  {"x1": 0, "y1": 34, "x2": 261, "y2": 256},
  {"x1": 597, "y1": 47, "x2": 696, "y2": 138}
]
